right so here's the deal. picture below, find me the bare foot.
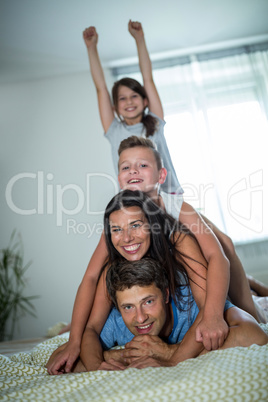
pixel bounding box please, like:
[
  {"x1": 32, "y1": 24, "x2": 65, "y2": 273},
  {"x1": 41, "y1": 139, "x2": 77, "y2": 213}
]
[{"x1": 58, "y1": 323, "x2": 71, "y2": 335}]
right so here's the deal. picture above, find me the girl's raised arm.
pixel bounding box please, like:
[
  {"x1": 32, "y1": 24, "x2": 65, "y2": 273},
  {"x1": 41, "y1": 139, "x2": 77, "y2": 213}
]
[
  {"x1": 83, "y1": 26, "x2": 114, "y2": 132},
  {"x1": 128, "y1": 20, "x2": 164, "y2": 119}
]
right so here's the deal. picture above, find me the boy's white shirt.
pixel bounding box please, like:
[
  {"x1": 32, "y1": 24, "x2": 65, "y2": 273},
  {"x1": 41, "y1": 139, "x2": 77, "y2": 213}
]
[{"x1": 160, "y1": 191, "x2": 184, "y2": 220}]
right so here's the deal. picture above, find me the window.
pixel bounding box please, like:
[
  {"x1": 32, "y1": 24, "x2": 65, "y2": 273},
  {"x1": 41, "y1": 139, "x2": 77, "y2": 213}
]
[{"x1": 113, "y1": 45, "x2": 268, "y2": 243}]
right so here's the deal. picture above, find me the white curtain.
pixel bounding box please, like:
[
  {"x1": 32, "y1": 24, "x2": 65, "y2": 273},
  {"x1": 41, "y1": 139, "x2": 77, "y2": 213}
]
[{"x1": 114, "y1": 45, "x2": 268, "y2": 243}]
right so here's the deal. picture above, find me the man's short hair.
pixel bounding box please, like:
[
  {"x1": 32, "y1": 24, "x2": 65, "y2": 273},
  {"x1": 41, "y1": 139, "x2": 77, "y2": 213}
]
[
  {"x1": 106, "y1": 257, "x2": 169, "y2": 309},
  {"x1": 118, "y1": 136, "x2": 163, "y2": 171}
]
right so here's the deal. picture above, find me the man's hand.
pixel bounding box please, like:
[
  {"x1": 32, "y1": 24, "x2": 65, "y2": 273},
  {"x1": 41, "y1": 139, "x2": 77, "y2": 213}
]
[
  {"x1": 46, "y1": 341, "x2": 80, "y2": 375},
  {"x1": 128, "y1": 20, "x2": 144, "y2": 40},
  {"x1": 103, "y1": 349, "x2": 125, "y2": 364},
  {"x1": 83, "y1": 26, "x2": 98, "y2": 49},
  {"x1": 127, "y1": 355, "x2": 178, "y2": 369},
  {"x1": 98, "y1": 359, "x2": 126, "y2": 371},
  {"x1": 196, "y1": 315, "x2": 229, "y2": 350},
  {"x1": 122, "y1": 335, "x2": 177, "y2": 364},
  {"x1": 127, "y1": 356, "x2": 162, "y2": 369}
]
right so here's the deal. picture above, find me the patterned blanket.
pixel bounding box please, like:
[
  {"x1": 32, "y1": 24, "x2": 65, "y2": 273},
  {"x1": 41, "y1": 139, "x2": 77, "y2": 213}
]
[{"x1": 1, "y1": 325, "x2": 268, "y2": 401}]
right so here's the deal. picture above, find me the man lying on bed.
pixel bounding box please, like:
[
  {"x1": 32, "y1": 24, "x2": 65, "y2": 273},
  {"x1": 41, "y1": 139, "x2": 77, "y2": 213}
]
[{"x1": 47, "y1": 258, "x2": 267, "y2": 372}]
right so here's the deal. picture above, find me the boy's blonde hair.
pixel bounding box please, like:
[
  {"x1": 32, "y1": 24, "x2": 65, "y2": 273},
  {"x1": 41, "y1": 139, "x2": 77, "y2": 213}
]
[{"x1": 118, "y1": 136, "x2": 163, "y2": 171}]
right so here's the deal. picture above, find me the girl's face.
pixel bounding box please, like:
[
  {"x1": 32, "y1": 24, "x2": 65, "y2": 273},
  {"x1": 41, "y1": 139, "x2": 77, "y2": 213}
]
[
  {"x1": 109, "y1": 206, "x2": 150, "y2": 261},
  {"x1": 116, "y1": 85, "x2": 148, "y2": 125}
]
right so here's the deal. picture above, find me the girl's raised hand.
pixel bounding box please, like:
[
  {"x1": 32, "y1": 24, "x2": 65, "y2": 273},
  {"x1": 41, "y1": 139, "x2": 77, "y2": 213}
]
[
  {"x1": 83, "y1": 26, "x2": 98, "y2": 48},
  {"x1": 128, "y1": 20, "x2": 144, "y2": 40}
]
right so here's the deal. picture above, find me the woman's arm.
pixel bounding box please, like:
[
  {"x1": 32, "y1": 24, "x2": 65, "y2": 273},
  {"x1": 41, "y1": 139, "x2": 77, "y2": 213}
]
[
  {"x1": 174, "y1": 214, "x2": 230, "y2": 350},
  {"x1": 80, "y1": 270, "x2": 112, "y2": 371},
  {"x1": 128, "y1": 20, "x2": 163, "y2": 119},
  {"x1": 46, "y1": 232, "x2": 108, "y2": 375},
  {"x1": 83, "y1": 26, "x2": 114, "y2": 132}
]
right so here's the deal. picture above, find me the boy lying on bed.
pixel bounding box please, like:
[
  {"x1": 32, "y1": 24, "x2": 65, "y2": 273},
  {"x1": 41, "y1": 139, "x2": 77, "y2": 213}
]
[{"x1": 46, "y1": 258, "x2": 267, "y2": 372}]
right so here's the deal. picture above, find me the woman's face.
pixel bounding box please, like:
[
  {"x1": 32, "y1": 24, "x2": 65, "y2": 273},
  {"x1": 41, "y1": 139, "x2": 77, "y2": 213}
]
[{"x1": 109, "y1": 206, "x2": 151, "y2": 261}]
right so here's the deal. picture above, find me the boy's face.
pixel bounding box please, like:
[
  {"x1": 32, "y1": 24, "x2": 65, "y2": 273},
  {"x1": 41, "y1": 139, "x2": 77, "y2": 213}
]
[
  {"x1": 118, "y1": 147, "x2": 167, "y2": 197},
  {"x1": 116, "y1": 284, "x2": 169, "y2": 337}
]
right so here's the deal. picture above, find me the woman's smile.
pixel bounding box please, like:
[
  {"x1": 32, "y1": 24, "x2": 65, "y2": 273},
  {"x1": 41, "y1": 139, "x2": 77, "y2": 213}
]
[{"x1": 122, "y1": 243, "x2": 141, "y2": 254}]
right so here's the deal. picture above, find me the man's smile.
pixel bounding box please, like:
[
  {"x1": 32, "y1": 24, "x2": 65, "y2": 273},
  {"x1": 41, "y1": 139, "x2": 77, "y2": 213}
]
[{"x1": 135, "y1": 322, "x2": 154, "y2": 334}]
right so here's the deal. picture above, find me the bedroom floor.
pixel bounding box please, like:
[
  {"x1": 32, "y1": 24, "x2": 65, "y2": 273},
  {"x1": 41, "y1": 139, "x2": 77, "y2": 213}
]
[{"x1": 0, "y1": 337, "x2": 47, "y2": 357}]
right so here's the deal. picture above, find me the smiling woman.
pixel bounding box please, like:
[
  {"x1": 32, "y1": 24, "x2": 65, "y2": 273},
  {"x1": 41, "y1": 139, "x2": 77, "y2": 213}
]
[
  {"x1": 102, "y1": 190, "x2": 205, "y2": 306},
  {"x1": 109, "y1": 206, "x2": 151, "y2": 261}
]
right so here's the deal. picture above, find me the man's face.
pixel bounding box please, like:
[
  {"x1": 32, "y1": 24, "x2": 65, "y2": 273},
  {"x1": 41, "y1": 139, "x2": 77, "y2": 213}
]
[
  {"x1": 116, "y1": 284, "x2": 169, "y2": 337},
  {"x1": 118, "y1": 147, "x2": 166, "y2": 197}
]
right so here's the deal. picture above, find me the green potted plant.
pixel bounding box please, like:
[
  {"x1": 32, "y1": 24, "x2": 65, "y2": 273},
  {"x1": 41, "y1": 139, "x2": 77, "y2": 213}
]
[{"x1": 0, "y1": 230, "x2": 38, "y2": 341}]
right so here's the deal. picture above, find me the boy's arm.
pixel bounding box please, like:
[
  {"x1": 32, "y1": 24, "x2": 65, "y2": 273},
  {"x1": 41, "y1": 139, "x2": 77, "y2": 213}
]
[
  {"x1": 83, "y1": 26, "x2": 114, "y2": 132},
  {"x1": 128, "y1": 20, "x2": 163, "y2": 119},
  {"x1": 178, "y1": 202, "x2": 230, "y2": 350},
  {"x1": 46, "y1": 232, "x2": 108, "y2": 375}
]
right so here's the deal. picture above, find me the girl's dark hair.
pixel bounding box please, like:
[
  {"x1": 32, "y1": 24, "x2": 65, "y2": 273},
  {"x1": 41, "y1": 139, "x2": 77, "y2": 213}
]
[
  {"x1": 112, "y1": 78, "x2": 158, "y2": 137},
  {"x1": 103, "y1": 190, "x2": 207, "y2": 306}
]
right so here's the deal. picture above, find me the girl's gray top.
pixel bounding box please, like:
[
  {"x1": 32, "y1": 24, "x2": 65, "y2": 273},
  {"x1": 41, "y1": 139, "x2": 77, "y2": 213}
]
[{"x1": 105, "y1": 112, "x2": 183, "y2": 194}]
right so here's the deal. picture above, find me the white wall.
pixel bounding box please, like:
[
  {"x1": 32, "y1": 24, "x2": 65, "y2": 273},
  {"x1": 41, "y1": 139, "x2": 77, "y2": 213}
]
[
  {"x1": 235, "y1": 240, "x2": 268, "y2": 285},
  {"x1": 0, "y1": 70, "x2": 119, "y2": 340}
]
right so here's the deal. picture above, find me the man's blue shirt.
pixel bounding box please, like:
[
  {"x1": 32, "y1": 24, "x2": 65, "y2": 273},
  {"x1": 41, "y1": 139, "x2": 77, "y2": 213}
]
[{"x1": 100, "y1": 286, "x2": 233, "y2": 350}]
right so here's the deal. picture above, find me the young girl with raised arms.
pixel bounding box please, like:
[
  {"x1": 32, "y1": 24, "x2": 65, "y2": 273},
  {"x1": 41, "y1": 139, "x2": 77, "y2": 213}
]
[
  {"x1": 46, "y1": 20, "x2": 260, "y2": 375},
  {"x1": 85, "y1": 20, "x2": 182, "y2": 195}
]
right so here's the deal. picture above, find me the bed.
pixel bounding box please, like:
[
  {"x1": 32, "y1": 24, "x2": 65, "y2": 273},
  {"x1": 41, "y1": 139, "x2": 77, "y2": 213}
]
[{"x1": 0, "y1": 324, "x2": 267, "y2": 401}]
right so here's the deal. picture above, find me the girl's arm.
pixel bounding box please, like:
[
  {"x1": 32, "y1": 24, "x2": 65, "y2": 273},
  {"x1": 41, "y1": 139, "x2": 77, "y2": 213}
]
[
  {"x1": 47, "y1": 233, "x2": 108, "y2": 375},
  {"x1": 83, "y1": 26, "x2": 114, "y2": 132},
  {"x1": 128, "y1": 20, "x2": 163, "y2": 119},
  {"x1": 80, "y1": 270, "x2": 112, "y2": 371},
  {"x1": 178, "y1": 202, "x2": 230, "y2": 350}
]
